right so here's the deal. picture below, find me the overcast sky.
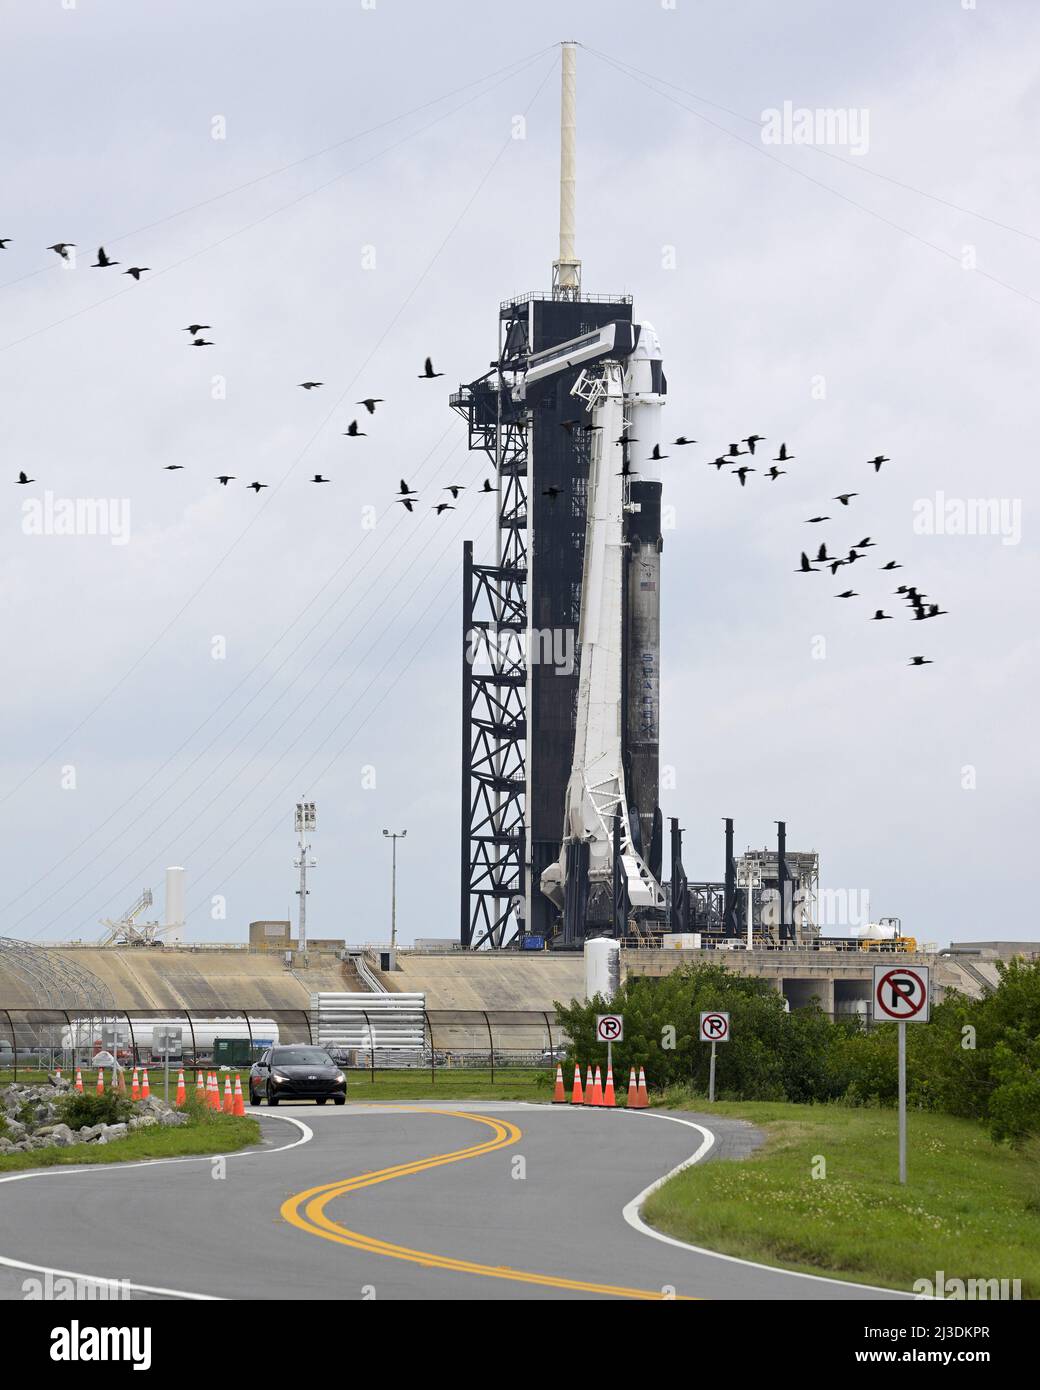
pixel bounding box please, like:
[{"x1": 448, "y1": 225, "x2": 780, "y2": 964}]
[{"x1": 1, "y1": 0, "x2": 1036, "y2": 949}]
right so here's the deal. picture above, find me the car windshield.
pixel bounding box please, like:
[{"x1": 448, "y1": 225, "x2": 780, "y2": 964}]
[{"x1": 271, "y1": 1049, "x2": 333, "y2": 1066}]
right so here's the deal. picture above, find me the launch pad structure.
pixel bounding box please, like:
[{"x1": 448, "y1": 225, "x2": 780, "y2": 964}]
[
  {"x1": 453, "y1": 45, "x2": 816, "y2": 953},
  {"x1": 453, "y1": 44, "x2": 666, "y2": 950}
]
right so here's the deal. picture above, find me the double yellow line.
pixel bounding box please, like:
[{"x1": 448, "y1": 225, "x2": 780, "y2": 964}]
[{"x1": 280, "y1": 1108, "x2": 691, "y2": 1299}]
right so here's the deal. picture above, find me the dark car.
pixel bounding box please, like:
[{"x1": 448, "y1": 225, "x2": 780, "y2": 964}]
[{"x1": 249, "y1": 1046, "x2": 347, "y2": 1106}]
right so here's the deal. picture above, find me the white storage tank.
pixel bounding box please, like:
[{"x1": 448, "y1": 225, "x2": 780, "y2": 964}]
[{"x1": 584, "y1": 938, "x2": 621, "y2": 1002}]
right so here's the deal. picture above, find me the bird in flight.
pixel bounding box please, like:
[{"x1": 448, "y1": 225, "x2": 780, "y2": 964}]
[
  {"x1": 311, "y1": 475, "x2": 330, "y2": 484},
  {"x1": 828, "y1": 559, "x2": 845, "y2": 575},
  {"x1": 481, "y1": 479, "x2": 494, "y2": 493},
  {"x1": 708, "y1": 456, "x2": 729, "y2": 470},
  {"x1": 835, "y1": 590, "x2": 858, "y2": 599},
  {"x1": 815, "y1": 543, "x2": 830, "y2": 563},
  {"x1": 915, "y1": 604, "x2": 948, "y2": 621},
  {"x1": 743, "y1": 434, "x2": 765, "y2": 454},
  {"x1": 15, "y1": 471, "x2": 34, "y2": 484},
  {"x1": 183, "y1": 324, "x2": 211, "y2": 335},
  {"x1": 190, "y1": 337, "x2": 213, "y2": 347},
  {"x1": 909, "y1": 656, "x2": 933, "y2": 666},
  {"x1": 773, "y1": 443, "x2": 794, "y2": 462},
  {"x1": 343, "y1": 420, "x2": 366, "y2": 437},
  {"x1": 123, "y1": 267, "x2": 149, "y2": 281},
  {"x1": 879, "y1": 560, "x2": 902, "y2": 571},
  {"x1": 247, "y1": 481, "x2": 268, "y2": 492},
  {"x1": 650, "y1": 444, "x2": 669, "y2": 461},
  {"x1": 419, "y1": 357, "x2": 443, "y2": 379},
  {"x1": 615, "y1": 433, "x2": 637, "y2": 446},
  {"x1": 397, "y1": 479, "x2": 416, "y2": 497},
  {"x1": 805, "y1": 515, "x2": 830, "y2": 524},
  {"x1": 91, "y1": 246, "x2": 118, "y2": 268},
  {"x1": 396, "y1": 497, "x2": 416, "y2": 512},
  {"x1": 543, "y1": 485, "x2": 565, "y2": 502},
  {"x1": 834, "y1": 493, "x2": 858, "y2": 506},
  {"x1": 845, "y1": 549, "x2": 862, "y2": 565},
  {"x1": 726, "y1": 441, "x2": 747, "y2": 458},
  {"x1": 765, "y1": 465, "x2": 786, "y2": 480},
  {"x1": 215, "y1": 476, "x2": 235, "y2": 485},
  {"x1": 795, "y1": 552, "x2": 817, "y2": 573},
  {"x1": 444, "y1": 485, "x2": 465, "y2": 499},
  {"x1": 855, "y1": 536, "x2": 876, "y2": 549},
  {"x1": 357, "y1": 398, "x2": 383, "y2": 414},
  {"x1": 434, "y1": 502, "x2": 455, "y2": 514},
  {"x1": 299, "y1": 381, "x2": 323, "y2": 390},
  {"x1": 0, "y1": 238, "x2": 11, "y2": 249},
  {"x1": 163, "y1": 464, "x2": 184, "y2": 471},
  {"x1": 673, "y1": 436, "x2": 696, "y2": 446},
  {"x1": 47, "y1": 242, "x2": 75, "y2": 260},
  {"x1": 733, "y1": 466, "x2": 754, "y2": 486},
  {"x1": 869, "y1": 455, "x2": 890, "y2": 473},
  {"x1": 617, "y1": 458, "x2": 639, "y2": 478},
  {"x1": 871, "y1": 610, "x2": 893, "y2": 621}
]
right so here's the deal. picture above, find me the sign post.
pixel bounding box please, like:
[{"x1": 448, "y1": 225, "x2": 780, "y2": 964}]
[
  {"x1": 872, "y1": 964, "x2": 930, "y2": 1184},
  {"x1": 596, "y1": 1014, "x2": 623, "y2": 1085},
  {"x1": 699, "y1": 1011, "x2": 730, "y2": 1102}
]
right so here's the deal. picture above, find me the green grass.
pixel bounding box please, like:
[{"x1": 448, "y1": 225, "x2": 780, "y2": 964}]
[
  {"x1": 643, "y1": 1094, "x2": 1040, "y2": 1297},
  {"x1": 340, "y1": 1068, "x2": 553, "y2": 1102},
  {"x1": 0, "y1": 1103, "x2": 260, "y2": 1172}
]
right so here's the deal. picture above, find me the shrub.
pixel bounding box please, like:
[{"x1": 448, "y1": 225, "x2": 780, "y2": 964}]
[{"x1": 57, "y1": 1090, "x2": 133, "y2": 1130}]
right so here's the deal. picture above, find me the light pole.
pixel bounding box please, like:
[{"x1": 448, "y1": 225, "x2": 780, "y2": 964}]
[
  {"x1": 383, "y1": 830, "x2": 406, "y2": 949},
  {"x1": 736, "y1": 860, "x2": 762, "y2": 951},
  {"x1": 294, "y1": 800, "x2": 317, "y2": 954}
]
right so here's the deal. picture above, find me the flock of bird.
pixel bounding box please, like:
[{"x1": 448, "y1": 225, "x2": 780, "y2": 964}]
[
  {"x1": 4, "y1": 238, "x2": 941, "y2": 666},
  {"x1": 707, "y1": 431, "x2": 943, "y2": 667}
]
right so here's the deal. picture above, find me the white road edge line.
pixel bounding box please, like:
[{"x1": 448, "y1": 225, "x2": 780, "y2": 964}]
[
  {"x1": 622, "y1": 1110, "x2": 916, "y2": 1299},
  {"x1": 0, "y1": 1111, "x2": 312, "y2": 1302}
]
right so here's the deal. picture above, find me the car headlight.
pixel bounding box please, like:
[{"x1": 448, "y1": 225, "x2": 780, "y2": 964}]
[
  {"x1": 271, "y1": 1070, "x2": 289, "y2": 1083},
  {"x1": 333, "y1": 1072, "x2": 345, "y2": 1084}
]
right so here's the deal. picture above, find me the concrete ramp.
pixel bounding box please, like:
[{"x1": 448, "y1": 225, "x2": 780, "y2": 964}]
[
  {"x1": 375, "y1": 952, "x2": 585, "y2": 1012},
  {"x1": 0, "y1": 946, "x2": 353, "y2": 1012}
]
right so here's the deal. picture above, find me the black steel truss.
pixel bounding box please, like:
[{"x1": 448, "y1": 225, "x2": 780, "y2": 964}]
[{"x1": 453, "y1": 308, "x2": 530, "y2": 949}]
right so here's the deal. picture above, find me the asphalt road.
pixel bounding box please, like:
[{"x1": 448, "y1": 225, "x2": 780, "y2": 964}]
[{"x1": 0, "y1": 1102, "x2": 905, "y2": 1301}]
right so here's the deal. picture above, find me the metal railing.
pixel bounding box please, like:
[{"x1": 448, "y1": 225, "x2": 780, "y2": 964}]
[{"x1": 0, "y1": 1006, "x2": 565, "y2": 1084}]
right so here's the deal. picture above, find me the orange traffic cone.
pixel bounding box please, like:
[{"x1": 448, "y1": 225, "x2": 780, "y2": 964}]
[
  {"x1": 130, "y1": 1067, "x2": 140, "y2": 1102},
  {"x1": 141, "y1": 1068, "x2": 150, "y2": 1101},
  {"x1": 552, "y1": 1063, "x2": 566, "y2": 1103},
  {"x1": 584, "y1": 1064, "x2": 594, "y2": 1106},
  {"x1": 591, "y1": 1065, "x2": 604, "y2": 1107},
  {"x1": 222, "y1": 1076, "x2": 233, "y2": 1114},
  {"x1": 627, "y1": 1067, "x2": 639, "y2": 1107},
  {"x1": 74, "y1": 1068, "x2": 83, "y2": 1093},
  {"x1": 116, "y1": 1068, "x2": 126, "y2": 1095},
  {"x1": 636, "y1": 1066, "x2": 649, "y2": 1108},
  {"x1": 55, "y1": 1068, "x2": 62, "y2": 1081},
  {"x1": 232, "y1": 1074, "x2": 245, "y2": 1117},
  {"x1": 195, "y1": 1072, "x2": 206, "y2": 1104},
  {"x1": 571, "y1": 1063, "x2": 584, "y2": 1106},
  {"x1": 209, "y1": 1073, "x2": 220, "y2": 1111},
  {"x1": 603, "y1": 1064, "x2": 616, "y2": 1108},
  {"x1": 96, "y1": 1067, "x2": 104, "y2": 1095},
  {"x1": 175, "y1": 1069, "x2": 186, "y2": 1106}
]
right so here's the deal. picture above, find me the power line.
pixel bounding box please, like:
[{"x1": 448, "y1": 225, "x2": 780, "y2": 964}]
[
  {"x1": 584, "y1": 46, "x2": 1040, "y2": 312},
  {"x1": 0, "y1": 52, "x2": 558, "y2": 810}
]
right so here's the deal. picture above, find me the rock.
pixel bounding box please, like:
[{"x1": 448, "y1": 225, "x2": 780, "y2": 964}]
[
  {"x1": 3, "y1": 1119, "x2": 26, "y2": 1140},
  {"x1": 0, "y1": 1137, "x2": 15, "y2": 1154},
  {"x1": 128, "y1": 1115, "x2": 159, "y2": 1132},
  {"x1": 35, "y1": 1123, "x2": 77, "y2": 1147},
  {"x1": 98, "y1": 1123, "x2": 128, "y2": 1142},
  {"x1": 78, "y1": 1125, "x2": 101, "y2": 1142},
  {"x1": 159, "y1": 1110, "x2": 189, "y2": 1128}
]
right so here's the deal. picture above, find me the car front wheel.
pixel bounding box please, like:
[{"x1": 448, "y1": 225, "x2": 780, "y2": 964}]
[
  {"x1": 249, "y1": 1087, "x2": 260, "y2": 1107},
  {"x1": 268, "y1": 1093, "x2": 279, "y2": 1106}
]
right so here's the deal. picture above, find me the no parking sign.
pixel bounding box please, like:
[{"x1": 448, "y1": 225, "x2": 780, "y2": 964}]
[
  {"x1": 873, "y1": 964, "x2": 930, "y2": 1023},
  {"x1": 699, "y1": 1011, "x2": 730, "y2": 1043}
]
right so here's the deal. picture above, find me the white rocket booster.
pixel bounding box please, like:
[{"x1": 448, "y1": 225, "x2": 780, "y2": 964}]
[{"x1": 540, "y1": 322, "x2": 666, "y2": 914}]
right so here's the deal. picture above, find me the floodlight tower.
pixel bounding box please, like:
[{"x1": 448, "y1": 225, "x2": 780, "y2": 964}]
[{"x1": 294, "y1": 800, "x2": 316, "y2": 953}]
